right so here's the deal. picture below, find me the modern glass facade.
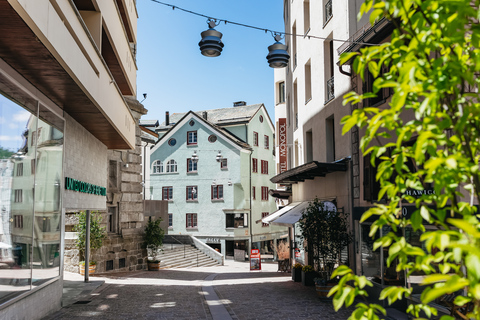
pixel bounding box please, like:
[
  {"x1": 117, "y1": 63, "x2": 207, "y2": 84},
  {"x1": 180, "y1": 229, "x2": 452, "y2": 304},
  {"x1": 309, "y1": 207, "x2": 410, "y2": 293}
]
[{"x1": 0, "y1": 93, "x2": 64, "y2": 304}]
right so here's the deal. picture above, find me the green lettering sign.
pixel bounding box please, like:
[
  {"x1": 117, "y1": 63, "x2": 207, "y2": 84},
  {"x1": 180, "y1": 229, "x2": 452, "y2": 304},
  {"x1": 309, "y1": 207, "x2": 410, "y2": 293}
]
[{"x1": 65, "y1": 177, "x2": 106, "y2": 197}]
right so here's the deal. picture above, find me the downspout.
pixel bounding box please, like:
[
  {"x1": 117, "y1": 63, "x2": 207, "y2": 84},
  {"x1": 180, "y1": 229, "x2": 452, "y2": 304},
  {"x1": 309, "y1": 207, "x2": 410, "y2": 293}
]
[{"x1": 143, "y1": 143, "x2": 147, "y2": 200}]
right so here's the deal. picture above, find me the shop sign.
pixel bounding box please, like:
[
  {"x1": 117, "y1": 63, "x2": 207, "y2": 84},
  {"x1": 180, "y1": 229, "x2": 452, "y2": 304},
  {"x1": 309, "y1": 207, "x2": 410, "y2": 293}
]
[
  {"x1": 278, "y1": 118, "x2": 287, "y2": 173},
  {"x1": 295, "y1": 248, "x2": 301, "y2": 258},
  {"x1": 65, "y1": 177, "x2": 106, "y2": 196},
  {"x1": 250, "y1": 249, "x2": 261, "y2": 271},
  {"x1": 206, "y1": 238, "x2": 220, "y2": 243},
  {"x1": 404, "y1": 188, "x2": 435, "y2": 197}
]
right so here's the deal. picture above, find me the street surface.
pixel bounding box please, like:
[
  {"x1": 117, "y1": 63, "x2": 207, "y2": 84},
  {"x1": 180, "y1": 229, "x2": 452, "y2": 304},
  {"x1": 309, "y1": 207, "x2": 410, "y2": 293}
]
[{"x1": 44, "y1": 260, "x2": 353, "y2": 319}]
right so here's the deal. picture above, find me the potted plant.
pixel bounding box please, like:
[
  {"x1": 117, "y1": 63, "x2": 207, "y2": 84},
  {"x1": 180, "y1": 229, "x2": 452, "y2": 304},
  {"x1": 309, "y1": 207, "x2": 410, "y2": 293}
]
[
  {"x1": 314, "y1": 277, "x2": 336, "y2": 298},
  {"x1": 74, "y1": 210, "x2": 106, "y2": 275},
  {"x1": 292, "y1": 263, "x2": 303, "y2": 282},
  {"x1": 144, "y1": 217, "x2": 164, "y2": 271},
  {"x1": 299, "y1": 198, "x2": 352, "y2": 286},
  {"x1": 301, "y1": 265, "x2": 316, "y2": 286}
]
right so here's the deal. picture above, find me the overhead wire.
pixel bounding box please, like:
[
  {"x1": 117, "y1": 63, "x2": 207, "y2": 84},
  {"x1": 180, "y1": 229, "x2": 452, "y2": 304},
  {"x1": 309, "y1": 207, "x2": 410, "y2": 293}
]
[{"x1": 149, "y1": 0, "x2": 378, "y2": 46}]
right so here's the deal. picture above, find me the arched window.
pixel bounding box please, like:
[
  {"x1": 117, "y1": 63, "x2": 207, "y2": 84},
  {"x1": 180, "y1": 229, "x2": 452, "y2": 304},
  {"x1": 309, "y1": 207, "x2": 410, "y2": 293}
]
[
  {"x1": 166, "y1": 159, "x2": 177, "y2": 173},
  {"x1": 152, "y1": 160, "x2": 163, "y2": 174}
]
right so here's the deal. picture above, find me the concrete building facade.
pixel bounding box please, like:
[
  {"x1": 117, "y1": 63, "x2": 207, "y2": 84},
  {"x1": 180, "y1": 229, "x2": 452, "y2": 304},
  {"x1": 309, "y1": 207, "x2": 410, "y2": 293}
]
[
  {"x1": 0, "y1": 0, "x2": 139, "y2": 318},
  {"x1": 149, "y1": 104, "x2": 288, "y2": 261}
]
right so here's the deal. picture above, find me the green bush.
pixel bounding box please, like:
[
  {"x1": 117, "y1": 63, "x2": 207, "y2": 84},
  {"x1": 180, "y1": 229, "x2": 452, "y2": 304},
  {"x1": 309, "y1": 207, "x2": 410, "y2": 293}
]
[{"x1": 73, "y1": 210, "x2": 107, "y2": 264}]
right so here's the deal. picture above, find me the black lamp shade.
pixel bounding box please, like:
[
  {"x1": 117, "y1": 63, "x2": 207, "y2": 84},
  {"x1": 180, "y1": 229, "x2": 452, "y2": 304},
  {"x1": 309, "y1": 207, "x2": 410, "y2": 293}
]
[
  {"x1": 199, "y1": 28, "x2": 224, "y2": 57},
  {"x1": 266, "y1": 42, "x2": 290, "y2": 68}
]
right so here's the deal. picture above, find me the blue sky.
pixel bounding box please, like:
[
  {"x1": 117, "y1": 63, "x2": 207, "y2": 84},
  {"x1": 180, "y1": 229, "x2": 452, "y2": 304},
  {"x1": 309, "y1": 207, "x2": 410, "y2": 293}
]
[{"x1": 136, "y1": 0, "x2": 285, "y2": 124}]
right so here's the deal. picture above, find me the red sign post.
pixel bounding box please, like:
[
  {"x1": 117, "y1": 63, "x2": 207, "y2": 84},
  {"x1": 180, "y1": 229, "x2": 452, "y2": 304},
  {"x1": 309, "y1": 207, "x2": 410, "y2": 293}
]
[{"x1": 250, "y1": 249, "x2": 261, "y2": 271}]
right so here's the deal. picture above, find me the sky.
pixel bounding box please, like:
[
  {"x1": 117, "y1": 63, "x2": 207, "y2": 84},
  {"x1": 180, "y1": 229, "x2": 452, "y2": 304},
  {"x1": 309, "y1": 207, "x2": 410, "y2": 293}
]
[{"x1": 136, "y1": 0, "x2": 285, "y2": 124}]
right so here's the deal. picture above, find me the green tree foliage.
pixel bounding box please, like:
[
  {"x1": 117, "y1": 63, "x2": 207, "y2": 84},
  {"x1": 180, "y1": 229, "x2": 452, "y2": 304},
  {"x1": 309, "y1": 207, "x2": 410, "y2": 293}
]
[
  {"x1": 334, "y1": 0, "x2": 480, "y2": 319},
  {"x1": 299, "y1": 198, "x2": 352, "y2": 281},
  {"x1": 0, "y1": 147, "x2": 14, "y2": 159},
  {"x1": 73, "y1": 210, "x2": 107, "y2": 263},
  {"x1": 144, "y1": 218, "x2": 164, "y2": 262}
]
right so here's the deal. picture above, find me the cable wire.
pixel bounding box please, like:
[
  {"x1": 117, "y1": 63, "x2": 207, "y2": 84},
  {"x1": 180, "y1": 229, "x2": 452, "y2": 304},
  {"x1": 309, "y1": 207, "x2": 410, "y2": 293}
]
[{"x1": 149, "y1": 0, "x2": 378, "y2": 46}]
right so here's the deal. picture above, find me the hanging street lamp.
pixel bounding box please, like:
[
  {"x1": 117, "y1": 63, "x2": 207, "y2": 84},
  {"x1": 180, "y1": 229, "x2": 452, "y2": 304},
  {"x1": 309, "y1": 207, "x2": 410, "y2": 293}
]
[
  {"x1": 266, "y1": 33, "x2": 290, "y2": 68},
  {"x1": 199, "y1": 19, "x2": 224, "y2": 57}
]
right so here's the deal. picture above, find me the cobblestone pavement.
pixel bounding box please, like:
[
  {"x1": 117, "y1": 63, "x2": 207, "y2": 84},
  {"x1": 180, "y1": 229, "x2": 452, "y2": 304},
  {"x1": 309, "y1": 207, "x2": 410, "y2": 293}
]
[{"x1": 44, "y1": 261, "x2": 353, "y2": 320}]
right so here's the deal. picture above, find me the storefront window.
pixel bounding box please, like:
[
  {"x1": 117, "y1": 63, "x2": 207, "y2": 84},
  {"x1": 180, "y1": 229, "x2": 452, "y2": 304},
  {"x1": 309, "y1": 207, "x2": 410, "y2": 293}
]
[
  {"x1": 0, "y1": 94, "x2": 63, "y2": 302},
  {"x1": 360, "y1": 224, "x2": 381, "y2": 282}
]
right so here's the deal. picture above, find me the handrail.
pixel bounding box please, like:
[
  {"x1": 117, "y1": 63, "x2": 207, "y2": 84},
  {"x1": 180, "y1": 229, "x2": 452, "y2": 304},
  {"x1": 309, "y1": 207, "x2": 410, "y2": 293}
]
[{"x1": 167, "y1": 235, "x2": 188, "y2": 258}]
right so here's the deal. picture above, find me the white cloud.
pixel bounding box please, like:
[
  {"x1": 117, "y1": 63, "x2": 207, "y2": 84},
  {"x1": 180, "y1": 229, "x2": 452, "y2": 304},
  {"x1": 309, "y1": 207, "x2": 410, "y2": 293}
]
[
  {"x1": 0, "y1": 135, "x2": 23, "y2": 141},
  {"x1": 12, "y1": 111, "x2": 30, "y2": 123},
  {"x1": 8, "y1": 123, "x2": 19, "y2": 129}
]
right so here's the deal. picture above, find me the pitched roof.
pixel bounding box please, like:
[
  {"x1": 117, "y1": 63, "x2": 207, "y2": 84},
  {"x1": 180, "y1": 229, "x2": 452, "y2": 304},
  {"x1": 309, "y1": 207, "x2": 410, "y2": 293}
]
[{"x1": 158, "y1": 104, "x2": 263, "y2": 129}]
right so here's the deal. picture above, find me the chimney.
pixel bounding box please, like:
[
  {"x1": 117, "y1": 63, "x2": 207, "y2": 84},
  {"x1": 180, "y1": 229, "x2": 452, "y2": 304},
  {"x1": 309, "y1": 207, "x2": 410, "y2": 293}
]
[
  {"x1": 233, "y1": 101, "x2": 246, "y2": 107},
  {"x1": 202, "y1": 111, "x2": 208, "y2": 120},
  {"x1": 165, "y1": 111, "x2": 169, "y2": 126}
]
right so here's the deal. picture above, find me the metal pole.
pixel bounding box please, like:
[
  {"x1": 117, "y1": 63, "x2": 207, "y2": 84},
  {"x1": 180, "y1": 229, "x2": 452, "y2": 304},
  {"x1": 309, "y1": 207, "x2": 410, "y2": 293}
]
[{"x1": 84, "y1": 210, "x2": 91, "y2": 283}]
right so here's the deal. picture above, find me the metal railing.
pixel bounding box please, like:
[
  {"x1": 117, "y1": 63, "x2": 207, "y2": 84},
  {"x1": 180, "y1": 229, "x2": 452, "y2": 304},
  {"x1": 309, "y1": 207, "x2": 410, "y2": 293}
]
[{"x1": 325, "y1": 76, "x2": 335, "y2": 104}]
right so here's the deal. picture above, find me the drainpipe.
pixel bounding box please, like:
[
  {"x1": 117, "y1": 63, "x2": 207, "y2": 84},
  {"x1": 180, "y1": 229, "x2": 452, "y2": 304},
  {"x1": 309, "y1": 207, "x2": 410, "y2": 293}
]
[
  {"x1": 84, "y1": 210, "x2": 90, "y2": 283},
  {"x1": 143, "y1": 143, "x2": 147, "y2": 200},
  {"x1": 249, "y1": 150, "x2": 253, "y2": 256}
]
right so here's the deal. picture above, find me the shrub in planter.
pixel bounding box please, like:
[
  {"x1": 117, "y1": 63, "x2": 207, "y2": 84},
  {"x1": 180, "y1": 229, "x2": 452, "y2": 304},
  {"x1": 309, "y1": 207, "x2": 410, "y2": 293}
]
[
  {"x1": 144, "y1": 217, "x2": 164, "y2": 270},
  {"x1": 301, "y1": 265, "x2": 316, "y2": 286},
  {"x1": 292, "y1": 263, "x2": 303, "y2": 282},
  {"x1": 74, "y1": 210, "x2": 106, "y2": 274}
]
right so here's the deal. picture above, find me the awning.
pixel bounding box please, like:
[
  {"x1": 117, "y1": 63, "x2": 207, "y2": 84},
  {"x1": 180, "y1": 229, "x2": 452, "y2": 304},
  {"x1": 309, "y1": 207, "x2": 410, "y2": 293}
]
[
  {"x1": 269, "y1": 202, "x2": 310, "y2": 227},
  {"x1": 259, "y1": 202, "x2": 303, "y2": 224},
  {"x1": 270, "y1": 160, "x2": 348, "y2": 184}
]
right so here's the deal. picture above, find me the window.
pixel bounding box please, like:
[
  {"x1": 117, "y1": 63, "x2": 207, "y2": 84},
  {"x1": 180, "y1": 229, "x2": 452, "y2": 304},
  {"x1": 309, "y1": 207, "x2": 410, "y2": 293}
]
[
  {"x1": 252, "y1": 158, "x2": 258, "y2": 173},
  {"x1": 187, "y1": 131, "x2": 197, "y2": 145},
  {"x1": 261, "y1": 187, "x2": 269, "y2": 201},
  {"x1": 208, "y1": 135, "x2": 217, "y2": 143},
  {"x1": 14, "y1": 189, "x2": 22, "y2": 203},
  {"x1": 186, "y1": 186, "x2": 198, "y2": 201},
  {"x1": 162, "y1": 186, "x2": 173, "y2": 200},
  {"x1": 364, "y1": 64, "x2": 392, "y2": 107},
  {"x1": 186, "y1": 213, "x2": 197, "y2": 228},
  {"x1": 14, "y1": 215, "x2": 23, "y2": 229},
  {"x1": 326, "y1": 116, "x2": 335, "y2": 162},
  {"x1": 293, "y1": 80, "x2": 298, "y2": 129},
  {"x1": 252, "y1": 186, "x2": 256, "y2": 200},
  {"x1": 278, "y1": 81, "x2": 285, "y2": 104},
  {"x1": 109, "y1": 160, "x2": 118, "y2": 187},
  {"x1": 16, "y1": 163, "x2": 23, "y2": 176},
  {"x1": 220, "y1": 158, "x2": 228, "y2": 169},
  {"x1": 292, "y1": 23, "x2": 297, "y2": 68},
  {"x1": 212, "y1": 185, "x2": 224, "y2": 200},
  {"x1": 262, "y1": 212, "x2": 269, "y2": 227},
  {"x1": 168, "y1": 213, "x2": 173, "y2": 228},
  {"x1": 226, "y1": 213, "x2": 246, "y2": 228},
  {"x1": 305, "y1": 60, "x2": 312, "y2": 102},
  {"x1": 31, "y1": 159, "x2": 36, "y2": 174},
  {"x1": 168, "y1": 138, "x2": 176, "y2": 146},
  {"x1": 324, "y1": 0, "x2": 333, "y2": 24},
  {"x1": 261, "y1": 160, "x2": 269, "y2": 174},
  {"x1": 303, "y1": 0, "x2": 310, "y2": 34},
  {"x1": 187, "y1": 158, "x2": 198, "y2": 173},
  {"x1": 253, "y1": 132, "x2": 258, "y2": 146},
  {"x1": 189, "y1": 120, "x2": 195, "y2": 126},
  {"x1": 264, "y1": 135, "x2": 269, "y2": 149},
  {"x1": 119, "y1": 258, "x2": 126, "y2": 268},
  {"x1": 107, "y1": 206, "x2": 118, "y2": 233},
  {"x1": 259, "y1": 115, "x2": 264, "y2": 123},
  {"x1": 166, "y1": 160, "x2": 177, "y2": 173},
  {"x1": 324, "y1": 38, "x2": 335, "y2": 104},
  {"x1": 153, "y1": 160, "x2": 163, "y2": 173},
  {"x1": 305, "y1": 130, "x2": 313, "y2": 162},
  {"x1": 106, "y1": 260, "x2": 114, "y2": 271}
]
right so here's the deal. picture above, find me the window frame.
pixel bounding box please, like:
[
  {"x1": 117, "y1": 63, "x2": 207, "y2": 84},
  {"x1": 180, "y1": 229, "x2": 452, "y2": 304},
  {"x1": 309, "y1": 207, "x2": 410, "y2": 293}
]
[
  {"x1": 252, "y1": 158, "x2": 258, "y2": 173},
  {"x1": 14, "y1": 189, "x2": 23, "y2": 203},
  {"x1": 211, "y1": 185, "x2": 224, "y2": 200},
  {"x1": 261, "y1": 160, "x2": 269, "y2": 174},
  {"x1": 262, "y1": 212, "x2": 269, "y2": 227},
  {"x1": 186, "y1": 186, "x2": 198, "y2": 201},
  {"x1": 168, "y1": 213, "x2": 173, "y2": 228},
  {"x1": 253, "y1": 132, "x2": 258, "y2": 146},
  {"x1": 187, "y1": 158, "x2": 198, "y2": 173},
  {"x1": 152, "y1": 160, "x2": 163, "y2": 174},
  {"x1": 187, "y1": 131, "x2": 198, "y2": 145},
  {"x1": 220, "y1": 158, "x2": 228, "y2": 169},
  {"x1": 186, "y1": 213, "x2": 198, "y2": 228},
  {"x1": 162, "y1": 186, "x2": 173, "y2": 200},
  {"x1": 264, "y1": 135, "x2": 270, "y2": 149},
  {"x1": 261, "y1": 186, "x2": 269, "y2": 201},
  {"x1": 166, "y1": 159, "x2": 177, "y2": 173},
  {"x1": 252, "y1": 186, "x2": 256, "y2": 200}
]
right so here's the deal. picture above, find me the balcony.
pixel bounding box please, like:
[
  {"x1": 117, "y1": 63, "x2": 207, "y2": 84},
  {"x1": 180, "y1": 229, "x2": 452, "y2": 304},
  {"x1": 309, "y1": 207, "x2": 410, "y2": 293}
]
[{"x1": 325, "y1": 76, "x2": 335, "y2": 104}]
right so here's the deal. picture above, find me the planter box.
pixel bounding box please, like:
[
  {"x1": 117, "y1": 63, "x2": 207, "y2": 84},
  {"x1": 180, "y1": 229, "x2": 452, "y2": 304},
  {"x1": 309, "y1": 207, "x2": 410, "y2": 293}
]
[
  {"x1": 79, "y1": 264, "x2": 96, "y2": 275},
  {"x1": 148, "y1": 261, "x2": 161, "y2": 271},
  {"x1": 292, "y1": 268, "x2": 302, "y2": 282},
  {"x1": 316, "y1": 284, "x2": 335, "y2": 298},
  {"x1": 302, "y1": 271, "x2": 315, "y2": 286}
]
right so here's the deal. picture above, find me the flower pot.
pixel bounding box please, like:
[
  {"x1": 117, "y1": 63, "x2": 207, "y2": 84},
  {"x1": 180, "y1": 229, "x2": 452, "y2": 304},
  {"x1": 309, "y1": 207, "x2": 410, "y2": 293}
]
[
  {"x1": 316, "y1": 283, "x2": 335, "y2": 298},
  {"x1": 79, "y1": 264, "x2": 96, "y2": 275},
  {"x1": 301, "y1": 271, "x2": 315, "y2": 286},
  {"x1": 292, "y1": 268, "x2": 302, "y2": 282},
  {"x1": 147, "y1": 261, "x2": 161, "y2": 271}
]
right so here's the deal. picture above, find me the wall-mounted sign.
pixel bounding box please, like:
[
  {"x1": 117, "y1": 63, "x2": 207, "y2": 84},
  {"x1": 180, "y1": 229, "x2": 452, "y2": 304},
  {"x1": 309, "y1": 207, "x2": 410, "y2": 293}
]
[
  {"x1": 404, "y1": 189, "x2": 435, "y2": 197},
  {"x1": 278, "y1": 118, "x2": 287, "y2": 173},
  {"x1": 65, "y1": 177, "x2": 106, "y2": 196},
  {"x1": 206, "y1": 238, "x2": 221, "y2": 243}
]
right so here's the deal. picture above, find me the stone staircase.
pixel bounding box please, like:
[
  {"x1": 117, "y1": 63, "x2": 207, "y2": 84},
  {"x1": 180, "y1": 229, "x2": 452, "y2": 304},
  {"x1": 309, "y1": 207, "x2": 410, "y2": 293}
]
[{"x1": 158, "y1": 244, "x2": 221, "y2": 269}]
